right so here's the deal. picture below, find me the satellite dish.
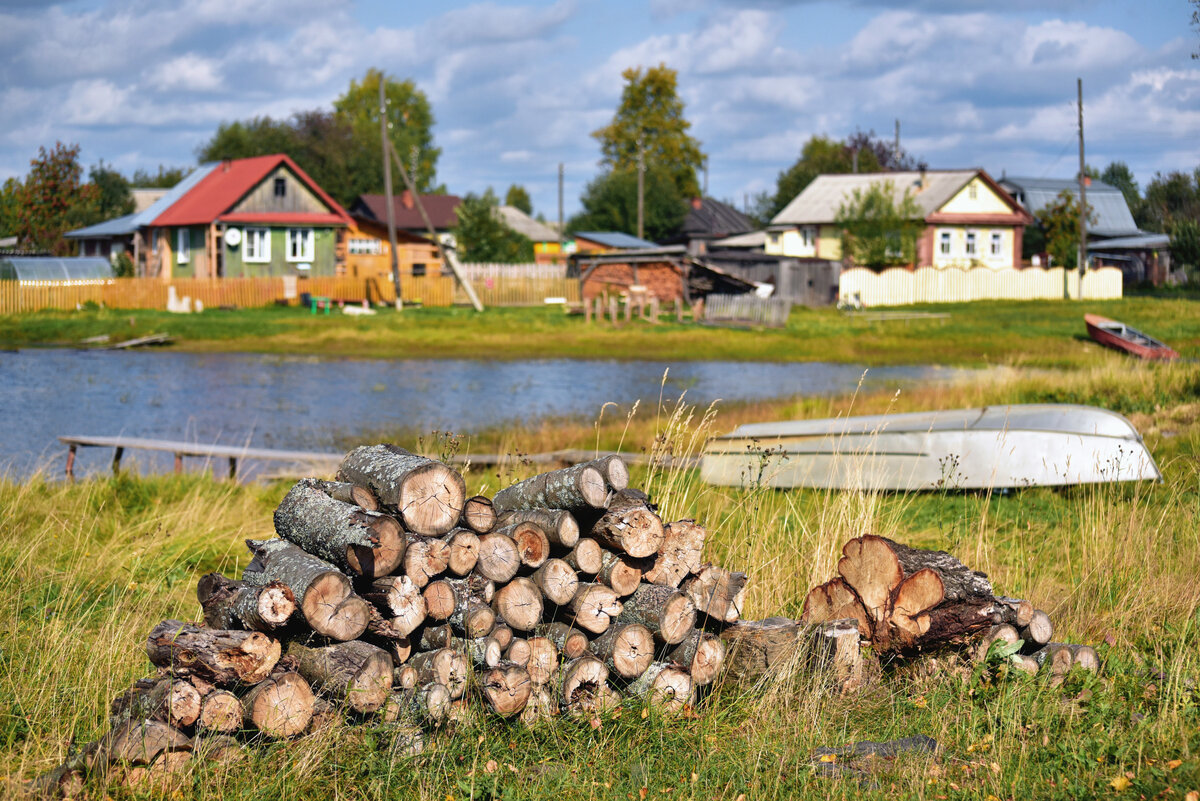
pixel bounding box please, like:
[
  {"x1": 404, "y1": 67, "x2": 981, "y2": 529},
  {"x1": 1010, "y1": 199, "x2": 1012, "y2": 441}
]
[
  {"x1": 297, "y1": 262, "x2": 312, "y2": 271},
  {"x1": 224, "y1": 228, "x2": 242, "y2": 247}
]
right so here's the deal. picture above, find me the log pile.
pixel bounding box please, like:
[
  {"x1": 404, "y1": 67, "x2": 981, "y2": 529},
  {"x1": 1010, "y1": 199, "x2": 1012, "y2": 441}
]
[{"x1": 33, "y1": 446, "x2": 748, "y2": 794}]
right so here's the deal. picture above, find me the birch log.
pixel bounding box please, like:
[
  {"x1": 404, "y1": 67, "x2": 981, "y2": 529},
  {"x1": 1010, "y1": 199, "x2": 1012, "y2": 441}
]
[
  {"x1": 242, "y1": 539, "x2": 370, "y2": 641},
  {"x1": 287, "y1": 640, "x2": 393, "y2": 714},
  {"x1": 492, "y1": 463, "x2": 608, "y2": 514},
  {"x1": 196, "y1": 573, "x2": 295, "y2": 632},
  {"x1": 273, "y1": 478, "x2": 405, "y2": 578},
  {"x1": 337, "y1": 445, "x2": 466, "y2": 536},
  {"x1": 312, "y1": 478, "x2": 380, "y2": 511}
]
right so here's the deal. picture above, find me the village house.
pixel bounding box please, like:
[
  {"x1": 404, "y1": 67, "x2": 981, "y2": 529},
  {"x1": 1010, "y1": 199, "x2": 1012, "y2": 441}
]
[
  {"x1": 665, "y1": 196, "x2": 756, "y2": 255},
  {"x1": 341, "y1": 216, "x2": 443, "y2": 284},
  {"x1": 768, "y1": 169, "x2": 1032, "y2": 269},
  {"x1": 572, "y1": 231, "x2": 658, "y2": 254},
  {"x1": 494, "y1": 205, "x2": 564, "y2": 264},
  {"x1": 349, "y1": 190, "x2": 461, "y2": 249}
]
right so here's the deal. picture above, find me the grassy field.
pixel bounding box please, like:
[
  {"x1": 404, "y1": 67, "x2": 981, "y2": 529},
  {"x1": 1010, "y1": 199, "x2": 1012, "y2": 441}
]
[
  {"x1": 2, "y1": 362, "x2": 1197, "y2": 799},
  {"x1": 3, "y1": 294, "x2": 1200, "y2": 367}
]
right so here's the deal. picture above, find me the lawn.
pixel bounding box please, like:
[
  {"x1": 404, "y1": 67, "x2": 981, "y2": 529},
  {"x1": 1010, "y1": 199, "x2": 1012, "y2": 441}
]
[
  {"x1": 3, "y1": 293, "x2": 1199, "y2": 368},
  {"x1": 2, "y1": 362, "x2": 1197, "y2": 799}
]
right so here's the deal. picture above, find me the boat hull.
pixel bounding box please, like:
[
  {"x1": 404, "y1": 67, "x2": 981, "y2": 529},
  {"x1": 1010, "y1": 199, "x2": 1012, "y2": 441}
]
[
  {"x1": 1085, "y1": 314, "x2": 1179, "y2": 360},
  {"x1": 700, "y1": 404, "x2": 1161, "y2": 491}
]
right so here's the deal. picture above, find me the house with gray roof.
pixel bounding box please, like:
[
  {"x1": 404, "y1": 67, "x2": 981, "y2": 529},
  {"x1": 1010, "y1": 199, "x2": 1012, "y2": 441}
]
[
  {"x1": 494, "y1": 205, "x2": 565, "y2": 264},
  {"x1": 768, "y1": 169, "x2": 1032, "y2": 269}
]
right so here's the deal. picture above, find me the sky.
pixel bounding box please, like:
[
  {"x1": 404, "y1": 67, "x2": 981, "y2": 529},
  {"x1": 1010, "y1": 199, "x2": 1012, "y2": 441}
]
[{"x1": 0, "y1": 0, "x2": 1197, "y2": 220}]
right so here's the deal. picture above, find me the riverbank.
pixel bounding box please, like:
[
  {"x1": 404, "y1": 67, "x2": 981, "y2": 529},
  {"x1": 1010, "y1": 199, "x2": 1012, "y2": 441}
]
[
  {"x1": 3, "y1": 362, "x2": 1197, "y2": 799},
  {"x1": 4, "y1": 295, "x2": 1199, "y2": 367}
]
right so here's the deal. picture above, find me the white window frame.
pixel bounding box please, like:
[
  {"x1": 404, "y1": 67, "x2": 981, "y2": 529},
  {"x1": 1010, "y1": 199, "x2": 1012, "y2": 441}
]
[
  {"x1": 244, "y1": 227, "x2": 271, "y2": 263},
  {"x1": 939, "y1": 230, "x2": 951, "y2": 255},
  {"x1": 176, "y1": 228, "x2": 190, "y2": 264},
  {"x1": 990, "y1": 232, "x2": 1003, "y2": 257},
  {"x1": 348, "y1": 237, "x2": 382, "y2": 255},
  {"x1": 965, "y1": 230, "x2": 977, "y2": 256},
  {"x1": 286, "y1": 228, "x2": 314, "y2": 262}
]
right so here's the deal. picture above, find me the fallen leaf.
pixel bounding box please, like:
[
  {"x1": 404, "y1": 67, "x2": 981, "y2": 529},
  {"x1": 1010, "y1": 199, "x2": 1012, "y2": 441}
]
[
  {"x1": 1109, "y1": 775, "x2": 1130, "y2": 792},
  {"x1": 639, "y1": 787, "x2": 648, "y2": 800},
  {"x1": 819, "y1": 754, "x2": 837, "y2": 763},
  {"x1": 641, "y1": 708, "x2": 649, "y2": 719},
  {"x1": 1185, "y1": 792, "x2": 1198, "y2": 801},
  {"x1": 1167, "y1": 760, "x2": 1182, "y2": 770}
]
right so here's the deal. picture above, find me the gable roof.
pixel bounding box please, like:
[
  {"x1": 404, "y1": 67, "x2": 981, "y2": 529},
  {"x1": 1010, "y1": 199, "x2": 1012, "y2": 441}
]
[
  {"x1": 574, "y1": 231, "x2": 659, "y2": 249},
  {"x1": 495, "y1": 205, "x2": 560, "y2": 242},
  {"x1": 66, "y1": 164, "x2": 219, "y2": 238},
  {"x1": 771, "y1": 169, "x2": 1024, "y2": 226},
  {"x1": 681, "y1": 197, "x2": 755, "y2": 238},
  {"x1": 352, "y1": 193, "x2": 462, "y2": 231},
  {"x1": 997, "y1": 176, "x2": 1139, "y2": 237},
  {"x1": 151, "y1": 155, "x2": 350, "y2": 227}
]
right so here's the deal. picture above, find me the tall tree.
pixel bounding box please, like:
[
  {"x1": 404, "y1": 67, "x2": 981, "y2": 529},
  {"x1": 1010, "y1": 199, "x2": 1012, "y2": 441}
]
[
  {"x1": 0, "y1": 178, "x2": 20, "y2": 238},
  {"x1": 1038, "y1": 189, "x2": 1094, "y2": 269},
  {"x1": 88, "y1": 161, "x2": 135, "y2": 220},
  {"x1": 505, "y1": 184, "x2": 533, "y2": 215},
  {"x1": 591, "y1": 64, "x2": 705, "y2": 198},
  {"x1": 834, "y1": 181, "x2": 923, "y2": 269},
  {"x1": 567, "y1": 167, "x2": 685, "y2": 243},
  {"x1": 14, "y1": 142, "x2": 99, "y2": 255},
  {"x1": 1170, "y1": 219, "x2": 1200, "y2": 273},
  {"x1": 453, "y1": 188, "x2": 534, "y2": 263},
  {"x1": 1140, "y1": 169, "x2": 1200, "y2": 232},
  {"x1": 130, "y1": 165, "x2": 191, "y2": 188},
  {"x1": 1099, "y1": 162, "x2": 1140, "y2": 219}
]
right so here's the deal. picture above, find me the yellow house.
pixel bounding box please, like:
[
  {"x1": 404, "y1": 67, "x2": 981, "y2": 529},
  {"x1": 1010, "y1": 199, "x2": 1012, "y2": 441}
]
[{"x1": 767, "y1": 169, "x2": 1032, "y2": 269}]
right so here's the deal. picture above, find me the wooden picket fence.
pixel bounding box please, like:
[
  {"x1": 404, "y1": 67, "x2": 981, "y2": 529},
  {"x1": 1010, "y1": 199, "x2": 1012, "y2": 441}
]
[{"x1": 703, "y1": 294, "x2": 791, "y2": 327}]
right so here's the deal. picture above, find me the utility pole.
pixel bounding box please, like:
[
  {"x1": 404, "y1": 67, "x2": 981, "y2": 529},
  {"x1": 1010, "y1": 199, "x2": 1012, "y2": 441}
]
[
  {"x1": 894, "y1": 119, "x2": 901, "y2": 165},
  {"x1": 1077, "y1": 77, "x2": 1088, "y2": 292},
  {"x1": 557, "y1": 162, "x2": 564, "y2": 252},
  {"x1": 636, "y1": 134, "x2": 645, "y2": 241},
  {"x1": 379, "y1": 75, "x2": 402, "y2": 311}
]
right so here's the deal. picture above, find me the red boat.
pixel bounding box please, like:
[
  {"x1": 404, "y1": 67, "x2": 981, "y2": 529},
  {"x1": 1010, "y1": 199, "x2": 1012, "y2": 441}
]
[{"x1": 1084, "y1": 314, "x2": 1179, "y2": 361}]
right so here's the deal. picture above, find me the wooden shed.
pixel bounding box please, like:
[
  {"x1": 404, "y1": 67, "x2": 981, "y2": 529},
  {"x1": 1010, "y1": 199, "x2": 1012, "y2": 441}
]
[{"x1": 569, "y1": 246, "x2": 756, "y2": 304}]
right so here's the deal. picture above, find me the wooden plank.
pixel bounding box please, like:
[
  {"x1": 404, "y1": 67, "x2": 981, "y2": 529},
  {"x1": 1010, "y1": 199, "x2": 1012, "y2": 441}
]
[{"x1": 57, "y1": 435, "x2": 342, "y2": 465}]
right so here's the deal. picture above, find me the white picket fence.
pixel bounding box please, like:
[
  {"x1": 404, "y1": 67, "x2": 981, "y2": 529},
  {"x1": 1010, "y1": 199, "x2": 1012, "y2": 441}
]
[
  {"x1": 703, "y1": 294, "x2": 792, "y2": 327},
  {"x1": 838, "y1": 266, "x2": 1123, "y2": 307},
  {"x1": 460, "y1": 262, "x2": 568, "y2": 280}
]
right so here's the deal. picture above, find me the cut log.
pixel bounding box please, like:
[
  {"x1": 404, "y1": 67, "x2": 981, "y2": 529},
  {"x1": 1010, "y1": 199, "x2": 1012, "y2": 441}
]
[
  {"x1": 563, "y1": 538, "x2": 603, "y2": 575},
  {"x1": 337, "y1": 444, "x2": 466, "y2": 536},
  {"x1": 422, "y1": 580, "x2": 456, "y2": 620},
  {"x1": 1032, "y1": 643, "x2": 1075, "y2": 682},
  {"x1": 490, "y1": 623, "x2": 514, "y2": 650},
  {"x1": 197, "y1": 573, "x2": 296, "y2": 632},
  {"x1": 451, "y1": 635, "x2": 503, "y2": 668},
  {"x1": 287, "y1": 640, "x2": 393, "y2": 715},
  {"x1": 243, "y1": 539, "x2": 370, "y2": 641},
  {"x1": 146, "y1": 620, "x2": 280, "y2": 686},
  {"x1": 525, "y1": 636, "x2": 559, "y2": 686},
  {"x1": 1020, "y1": 610, "x2": 1054, "y2": 648},
  {"x1": 409, "y1": 648, "x2": 468, "y2": 700},
  {"x1": 492, "y1": 462, "x2": 608, "y2": 514},
  {"x1": 480, "y1": 662, "x2": 533, "y2": 718},
  {"x1": 196, "y1": 690, "x2": 242, "y2": 734},
  {"x1": 972, "y1": 624, "x2": 1020, "y2": 662},
  {"x1": 627, "y1": 662, "x2": 693, "y2": 711},
  {"x1": 589, "y1": 455, "x2": 629, "y2": 491},
  {"x1": 643, "y1": 520, "x2": 706, "y2": 588},
  {"x1": 461, "y1": 495, "x2": 497, "y2": 534},
  {"x1": 110, "y1": 678, "x2": 201, "y2": 730},
  {"x1": 719, "y1": 617, "x2": 864, "y2": 691},
  {"x1": 537, "y1": 622, "x2": 590, "y2": 660},
  {"x1": 837, "y1": 535, "x2": 903, "y2": 629},
  {"x1": 616, "y1": 584, "x2": 695, "y2": 645},
  {"x1": 475, "y1": 533, "x2": 521, "y2": 582},
  {"x1": 568, "y1": 582, "x2": 623, "y2": 634},
  {"x1": 682, "y1": 564, "x2": 747, "y2": 624},
  {"x1": 1066, "y1": 644, "x2": 1100, "y2": 672},
  {"x1": 518, "y1": 685, "x2": 557, "y2": 725},
  {"x1": 273, "y1": 478, "x2": 405, "y2": 578},
  {"x1": 530, "y1": 558, "x2": 579, "y2": 607},
  {"x1": 383, "y1": 683, "x2": 451, "y2": 725},
  {"x1": 448, "y1": 590, "x2": 496, "y2": 639},
  {"x1": 418, "y1": 623, "x2": 455, "y2": 651},
  {"x1": 996, "y1": 596, "x2": 1034, "y2": 628},
  {"x1": 666, "y1": 629, "x2": 726, "y2": 686},
  {"x1": 495, "y1": 521, "x2": 550, "y2": 569},
  {"x1": 388, "y1": 637, "x2": 413, "y2": 665},
  {"x1": 800, "y1": 577, "x2": 870, "y2": 637},
  {"x1": 590, "y1": 622, "x2": 654, "y2": 679},
  {"x1": 312, "y1": 478, "x2": 380, "y2": 512},
  {"x1": 403, "y1": 536, "x2": 451, "y2": 587},
  {"x1": 306, "y1": 698, "x2": 340, "y2": 732},
  {"x1": 117, "y1": 750, "x2": 191, "y2": 791},
  {"x1": 394, "y1": 665, "x2": 418, "y2": 691},
  {"x1": 193, "y1": 734, "x2": 244, "y2": 763},
  {"x1": 361, "y1": 575, "x2": 427, "y2": 637},
  {"x1": 441, "y1": 528, "x2": 480, "y2": 576},
  {"x1": 559, "y1": 656, "x2": 608, "y2": 710},
  {"x1": 97, "y1": 719, "x2": 193, "y2": 767},
  {"x1": 597, "y1": 549, "x2": 643, "y2": 597},
  {"x1": 585, "y1": 489, "x2": 664, "y2": 558},
  {"x1": 498, "y1": 509, "x2": 580, "y2": 548},
  {"x1": 506, "y1": 638, "x2": 531, "y2": 667},
  {"x1": 241, "y1": 672, "x2": 314, "y2": 738},
  {"x1": 1012, "y1": 654, "x2": 1040, "y2": 675},
  {"x1": 491, "y1": 577, "x2": 543, "y2": 632}
]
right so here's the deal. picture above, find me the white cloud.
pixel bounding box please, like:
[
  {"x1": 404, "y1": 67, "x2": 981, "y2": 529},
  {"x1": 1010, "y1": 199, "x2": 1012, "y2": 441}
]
[{"x1": 148, "y1": 55, "x2": 224, "y2": 92}]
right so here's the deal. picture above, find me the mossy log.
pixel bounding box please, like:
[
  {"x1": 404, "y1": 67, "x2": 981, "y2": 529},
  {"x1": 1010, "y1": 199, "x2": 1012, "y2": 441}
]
[
  {"x1": 146, "y1": 620, "x2": 280, "y2": 686},
  {"x1": 196, "y1": 573, "x2": 295, "y2": 632},
  {"x1": 274, "y1": 478, "x2": 405, "y2": 578}
]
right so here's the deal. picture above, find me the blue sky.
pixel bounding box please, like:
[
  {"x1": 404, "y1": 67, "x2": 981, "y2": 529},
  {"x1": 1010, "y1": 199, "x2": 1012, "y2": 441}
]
[{"x1": 0, "y1": 0, "x2": 1196, "y2": 220}]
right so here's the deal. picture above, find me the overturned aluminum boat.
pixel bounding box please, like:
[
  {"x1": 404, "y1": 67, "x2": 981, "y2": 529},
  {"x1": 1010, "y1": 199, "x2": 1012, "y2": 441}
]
[{"x1": 700, "y1": 404, "x2": 1161, "y2": 491}]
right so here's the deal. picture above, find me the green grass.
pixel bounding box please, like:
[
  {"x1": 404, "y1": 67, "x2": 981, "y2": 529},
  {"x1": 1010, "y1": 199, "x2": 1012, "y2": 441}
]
[
  {"x1": 3, "y1": 295, "x2": 1200, "y2": 367},
  {"x1": 2, "y1": 365, "x2": 1198, "y2": 799}
]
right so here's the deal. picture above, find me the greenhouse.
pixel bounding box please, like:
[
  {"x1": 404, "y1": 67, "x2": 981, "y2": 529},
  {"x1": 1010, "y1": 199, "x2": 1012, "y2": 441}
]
[{"x1": 0, "y1": 256, "x2": 114, "y2": 283}]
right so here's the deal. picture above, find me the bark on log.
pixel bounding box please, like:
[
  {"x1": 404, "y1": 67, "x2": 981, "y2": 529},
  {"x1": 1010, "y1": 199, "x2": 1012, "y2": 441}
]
[
  {"x1": 996, "y1": 596, "x2": 1034, "y2": 628},
  {"x1": 537, "y1": 622, "x2": 590, "y2": 660},
  {"x1": 719, "y1": 617, "x2": 864, "y2": 692},
  {"x1": 450, "y1": 635, "x2": 503, "y2": 668},
  {"x1": 274, "y1": 478, "x2": 405, "y2": 578},
  {"x1": 394, "y1": 665, "x2": 418, "y2": 691},
  {"x1": 418, "y1": 623, "x2": 455, "y2": 651},
  {"x1": 666, "y1": 629, "x2": 726, "y2": 687},
  {"x1": 195, "y1": 690, "x2": 242, "y2": 734},
  {"x1": 403, "y1": 536, "x2": 451, "y2": 588},
  {"x1": 559, "y1": 656, "x2": 608, "y2": 709},
  {"x1": 480, "y1": 662, "x2": 533, "y2": 718},
  {"x1": 530, "y1": 558, "x2": 579, "y2": 607},
  {"x1": 441, "y1": 528, "x2": 480, "y2": 576},
  {"x1": 197, "y1": 573, "x2": 296, "y2": 632},
  {"x1": 627, "y1": 662, "x2": 693, "y2": 711},
  {"x1": 312, "y1": 478, "x2": 381, "y2": 512},
  {"x1": 562, "y1": 538, "x2": 603, "y2": 575},
  {"x1": 409, "y1": 648, "x2": 468, "y2": 700},
  {"x1": 475, "y1": 533, "x2": 521, "y2": 582},
  {"x1": 445, "y1": 589, "x2": 495, "y2": 639},
  {"x1": 287, "y1": 640, "x2": 393, "y2": 715},
  {"x1": 494, "y1": 521, "x2": 550, "y2": 569},
  {"x1": 682, "y1": 564, "x2": 747, "y2": 624},
  {"x1": 146, "y1": 620, "x2": 280, "y2": 686},
  {"x1": 597, "y1": 549, "x2": 643, "y2": 596},
  {"x1": 243, "y1": 539, "x2": 370, "y2": 641},
  {"x1": 589, "y1": 622, "x2": 654, "y2": 679},
  {"x1": 492, "y1": 463, "x2": 608, "y2": 514},
  {"x1": 110, "y1": 678, "x2": 201, "y2": 730},
  {"x1": 616, "y1": 584, "x2": 695, "y2": 645},
  {"x1": 360, "y1": 575, "x2": 426, "y2": 637},
  {"x1": 568, "y1": 583, "x2": 623, "y2": 634},
  {"x1": 337, "y1": 445, "x2": 466, "y2": 536},
  {"x1": 306, "y1": 698, "x2": 339, "y2": 733},
  {"x1": 525, "y1": 636, "x2": 558, "y2": 686},
  {"x1": 498, "y1": 509, "x2": 580, "y2": 548},
  {"x1": 241, "y1": 672, "x2": 314, "y2": 738},
  {"x1": 492, "y1": 577, "x2": 544, "y2": 632},
  {"x1": 97, "y1": 719, "x2": 193, "y2": 767},
  {"x1": 383, "y1": 683, "x2": 451, "y2": 725},
  {"x1": 460, "y1": 495, "x2": 497, "y2": 534},
  {"x1": 643, "y1": 520, "x2": 706, "y2": 588},
  {"x1": 584, "y1": 489, "x2": 664, "y2": 558}
]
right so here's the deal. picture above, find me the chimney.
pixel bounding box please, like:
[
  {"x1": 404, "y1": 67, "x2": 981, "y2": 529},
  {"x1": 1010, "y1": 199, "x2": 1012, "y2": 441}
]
[
  {"x1": 401, "y1": 189, "x2": 414, "y2": 209},
  {"x1": 690, "y1": 197, "x2": 703, "y2": 210}
]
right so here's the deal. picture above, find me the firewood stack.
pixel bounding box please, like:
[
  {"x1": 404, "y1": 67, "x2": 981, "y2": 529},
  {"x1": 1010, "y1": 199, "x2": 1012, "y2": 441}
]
[{"x1": 32, "y1": 445, "x2": 747, "y2": 795}]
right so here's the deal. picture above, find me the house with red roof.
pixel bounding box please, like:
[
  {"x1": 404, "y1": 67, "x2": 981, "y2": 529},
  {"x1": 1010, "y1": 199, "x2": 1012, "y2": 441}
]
[{"x1": 66, "y1": 154, "x2": 351, "y2": 278}]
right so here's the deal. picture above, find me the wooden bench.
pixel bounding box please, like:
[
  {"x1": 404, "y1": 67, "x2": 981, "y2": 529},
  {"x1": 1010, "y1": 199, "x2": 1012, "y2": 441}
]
[{"x1": 58, "y1": 435, "x2": 341, "y2": 481}]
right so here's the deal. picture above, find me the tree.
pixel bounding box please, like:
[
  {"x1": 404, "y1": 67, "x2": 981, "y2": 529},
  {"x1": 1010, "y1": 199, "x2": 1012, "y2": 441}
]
[
  {"x1": 453, "y1": 188, "x2": 534, "y2": 263},
  {"x1": 130, "y1": 165, "x2": 191, "y2": 188},
  {"x1": 14, "y1": 142, "x2": 99, "y2": 255},
  {"x1": 1038, "y1": 189, "x2": 1094, "y2": 269},
  {"x1": 1170, "y1": 219, "x2": 1200, "y2": 273},
  {"x1": 591, "y1": 64, "x2": 705, "y2": 198},
  {"x1": 1140, "y1": 169, "x2": 1200, "y2": 233},
  {"x1": 0, "y1": 178, "x2": 20, "y2": 237},
  {"x1": 505, "y1": 184, "x2": 532, "y2": 215},
  {"x1": 567, "y1": 166, "x2": 686, "y2": 242},
  {"x1": 88, "y1": 161, "x2": 135, "y2": 220},
  {"x1": 1100, "y1": 162, "x2": 1140, "y2": 219},
  {"x1": 834, "y1": 180, "x2": 923, "y2": 269},
  {"x1": 198, "y1": 117, "x2": 296, "y2": 163},
  {"x1": 1192, "y1": 0, "x2": 1199, "y2": 59}
]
